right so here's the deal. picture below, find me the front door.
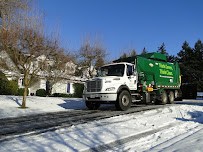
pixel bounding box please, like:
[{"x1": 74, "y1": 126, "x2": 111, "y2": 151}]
[{"x1": 126, "y1": 65, "x2": 137, "y2": 90}]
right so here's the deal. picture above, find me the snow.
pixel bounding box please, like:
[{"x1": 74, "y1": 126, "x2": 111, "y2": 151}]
[
  {"x1": 0, "y1": 96, "x2": 203, "y2": 152},
  {"x1": 0, "y1": 95, "x2": 85, "y2": 119}
]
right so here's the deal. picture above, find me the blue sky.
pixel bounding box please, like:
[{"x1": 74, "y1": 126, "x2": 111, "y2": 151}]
[{"x1": 38, "y1": 0, "x2": 203, "y2": 60}]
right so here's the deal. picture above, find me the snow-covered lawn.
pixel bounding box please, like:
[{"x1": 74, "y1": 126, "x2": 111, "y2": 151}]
[
  {"x1": 0, "y1": 95, "x2": 85, "y2": 119},
  {"x1": 0, "y1": 95, "x2": 203, "y2": 152}
]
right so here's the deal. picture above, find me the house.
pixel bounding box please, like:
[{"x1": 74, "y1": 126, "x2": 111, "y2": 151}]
[
  {"x1": 0, "y1": 51, "x2": 86, "y2": 95},
  {"x1": 0, "y1": 50, "x2": 20, "y2": 80}
]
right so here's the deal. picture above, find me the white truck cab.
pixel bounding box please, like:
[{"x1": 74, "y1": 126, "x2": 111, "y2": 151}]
[{"x1": 83, "y1": 62, "x2": 138, "y2": 110}]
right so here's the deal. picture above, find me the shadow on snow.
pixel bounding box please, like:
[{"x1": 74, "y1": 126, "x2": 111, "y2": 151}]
[
  {"x1": 176, "y1": 111, "x2": 203, "y2": 124},
  {"x1": 7, "y1": 96, "x2": 22, "y2": 107},
  {"x1": 59, "y1": 99, "x2": 118, "y2": 111},
  {"x1": 175, "y1": 100, "x2": 203, "y2": 107},
  {"x1": 58, "y1": 99, "x2": 86, "y2": 110}
]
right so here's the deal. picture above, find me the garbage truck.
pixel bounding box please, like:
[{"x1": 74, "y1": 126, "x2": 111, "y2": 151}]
[{"x1": 83, "y1": 52, "x2": 182, "y2": 111}]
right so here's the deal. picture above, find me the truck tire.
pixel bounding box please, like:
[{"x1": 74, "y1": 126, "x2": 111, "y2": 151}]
[
  {"x1": 85, "y1": 101, "x2": 100, "y2": 110},
  {"x1": 161, "y1": 90, "x2": 168, "y2": 104},
  {"x1": 174, "y1": 90, "x2": 182, "y2": 101},
  {"x1": 116, "y1": 90, "x2": 132, "y2": 111},
  {"x1": 168, "y1": 91, "x2": 175, "y2": 104}
]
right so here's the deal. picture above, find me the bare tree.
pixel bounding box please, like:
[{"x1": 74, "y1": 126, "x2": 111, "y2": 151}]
[
  {"x1": 78, "y1": 36, "x2": 107, "y2": 78},
  {"x1": 0, "y1": 9, "x2": 50, "y2": 108},
  {"x1": 0, "y1": 0, "x2": 30, "y2": 29},
  {"x1": 0, "y1": 0, "x2": 30, "y2": 72},
  {"x1": 130, "y1": 49, "x2": 137, "y2": 57},
  {"x1": 2, "y1": 31, "x2": 43, "y2": 108},
  {"x1": 43, "y1": 41, "x2": 75, "y2": 95},
  {"x1": 0, "y1": 1, "x2": 72, "y2": 108}
]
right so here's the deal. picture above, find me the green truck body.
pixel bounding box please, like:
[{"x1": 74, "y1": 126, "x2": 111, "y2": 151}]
[{"x1": 136, "y1": 53, "x2": 181, "y2": 92}]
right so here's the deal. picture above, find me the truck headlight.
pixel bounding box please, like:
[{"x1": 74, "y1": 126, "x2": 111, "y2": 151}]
[{"x1": 105, "y1": 87, "x2": 115, "y2": 91}]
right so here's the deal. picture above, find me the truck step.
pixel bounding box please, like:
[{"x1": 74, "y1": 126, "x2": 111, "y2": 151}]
[
  {"x1": 131, "y1": 93, "x2": 139, "y2": 96},
  {"x1": 132, "y1": 99, "x2": 141, "y2": 103}
]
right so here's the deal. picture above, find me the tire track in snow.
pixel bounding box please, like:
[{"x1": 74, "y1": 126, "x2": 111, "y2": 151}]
[
  {"x1": 0, "y1": 104, "x2": 168, "y2": 142},
  {"x1": 148, "y1": 125, "x2": 203, "y2": 152},
  {"x1": 83, "y1": 121, "x2": 181, "y2": 152}
]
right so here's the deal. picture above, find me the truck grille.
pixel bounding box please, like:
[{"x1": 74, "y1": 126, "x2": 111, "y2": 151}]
[{"x1": 87, "y1": 79, "x2": 102, "y2": 92}]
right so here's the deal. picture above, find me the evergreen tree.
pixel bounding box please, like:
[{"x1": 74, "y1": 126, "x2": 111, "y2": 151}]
[
  {"x1": 193, "y1": 40, "x2": 203, "y2": 91},
  {"x1": 168, "y1": 55, "x2": 177, "y2": 62},
  {"x1": 141, "y1": 47, "x2": 147, "y2": 55},
  {"x1": 177, "y1": 40, "x2": 203, "y2": 91},
  {"x1": 178, "y1": 41, "x2": 194, "y2": 62},
  {"x1": 157, "y1": 43, "x2": 169, "y2": 56}
]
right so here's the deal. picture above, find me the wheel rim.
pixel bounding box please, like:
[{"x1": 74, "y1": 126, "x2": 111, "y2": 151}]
[
  {"x1": 162, "y1": 91, "x2": 167, "y2": 104},
  {"x1": 175, "y1": 90, "x2": 178, "y2": 98},
  {"x1": 121, "y1": 95, "x2": 129, "y2": 106},
  {"x1": 169, "y1": 91, "x2": 174, "y2": 103}
]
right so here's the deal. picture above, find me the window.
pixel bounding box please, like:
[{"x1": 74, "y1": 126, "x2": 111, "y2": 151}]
[
  {"x1": 67, "y1": 83, "x2": 70, "y2": 93},
  {"x1": 127, "y1": 65, "x2": 133, "y2": 76},
  {"x1": 98, "y1": 64, "x2": 125, "y2": 77},
  {"x1": 21, "y1": 78, "x2": 24, "y2": 86}
]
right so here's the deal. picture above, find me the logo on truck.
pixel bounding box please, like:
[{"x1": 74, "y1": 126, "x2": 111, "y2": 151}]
[{"x1": 159, "y1": 63, "x2": 173, "y2": 76}]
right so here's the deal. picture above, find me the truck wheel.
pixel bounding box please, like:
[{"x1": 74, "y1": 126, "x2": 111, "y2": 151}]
[
  {"x1": 85, "y1": 101, "x2": 100, "y2": 110},
  {"x1": 161, "y1": 90, "x2": 168, "y2": 104},
  {"x1": 168, "y1": 91, "x2": 175, "y2": 104},
  {"x1": 116, "y1": 90, "x2": 132, "y2": 111}
]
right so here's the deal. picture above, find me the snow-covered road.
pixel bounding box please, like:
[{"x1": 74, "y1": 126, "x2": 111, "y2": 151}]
[{"x1": 0, "y1": 96, "x2": 203, "y2": 152}]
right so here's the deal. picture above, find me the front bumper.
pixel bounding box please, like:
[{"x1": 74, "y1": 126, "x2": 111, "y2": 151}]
[{"x1": 83, "y1": 93, "x2": 117, "y2": 102}]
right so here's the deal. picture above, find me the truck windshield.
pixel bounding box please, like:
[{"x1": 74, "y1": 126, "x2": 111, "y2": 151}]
[{"x1": 97, "y1": 64, "x2": 125, "y2": 77}]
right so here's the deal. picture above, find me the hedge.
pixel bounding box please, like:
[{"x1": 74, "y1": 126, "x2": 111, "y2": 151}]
[
  {"x1": 7, "y1": 80, "x2": 18, "y2": 95},
  {"x1": 36, "y1": 89, "x2": 47, "y2": 97},
  {"x1": 0, "y1": 72, "x2": 18, "y2": 95},
  {"x1": 73, "y1": 83, "x2": 84, "y2": 98},
  {"x1": 18, "y1": 88, "x2": 29, "y2": 96}
]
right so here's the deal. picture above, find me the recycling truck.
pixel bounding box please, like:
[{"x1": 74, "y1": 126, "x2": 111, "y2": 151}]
[{"x1": 83, "y1": 52, "x2": 182, "y2": 111}]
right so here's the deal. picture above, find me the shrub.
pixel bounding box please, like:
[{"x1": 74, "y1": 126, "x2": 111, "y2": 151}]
[
  {"x1": 0, "y1": 72, "x2": 18, "y2": 95},
  {"x1": 52, "y1": 93, "x2": 59, "y2": 97},
  {"x1": 0, "y1": 71, "x2": 9, "y2": 95},
  {"x1": 18, "y1": 88, "x2": 29, "y2": 96},
  {"x1": 73, "y1": 83, "x2": 84, "y2": 98},
  {"x1": 36, "y1": 89, "x2": 47, "y2": 97},
  {"x1": 7, "y1": 80, "x2": 18, "y2": 95},
  {"x1": 51, "y1": 93, "x2": 73, "y2": 98}
]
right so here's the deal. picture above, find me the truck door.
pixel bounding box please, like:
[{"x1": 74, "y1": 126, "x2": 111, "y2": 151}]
[{"x1": 126, "y1": 65, "x2": 137, "y2": 90}]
